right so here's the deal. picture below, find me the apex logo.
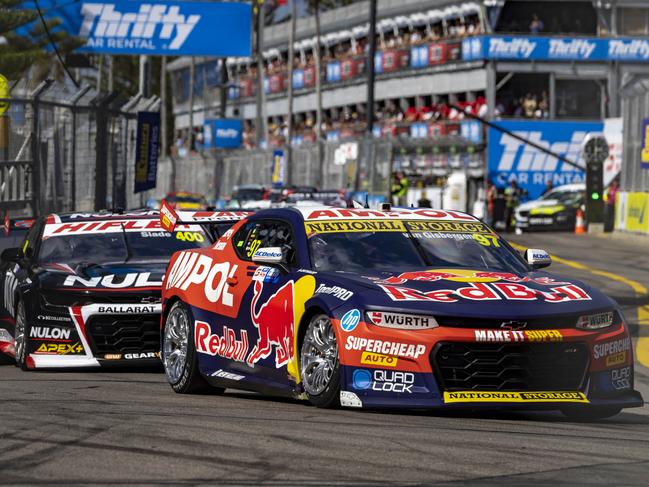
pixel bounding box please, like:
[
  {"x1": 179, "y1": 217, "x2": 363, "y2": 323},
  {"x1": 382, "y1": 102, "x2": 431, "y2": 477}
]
[{"x1": 80, "y1": 3, "x2": 200, "y2": 50}]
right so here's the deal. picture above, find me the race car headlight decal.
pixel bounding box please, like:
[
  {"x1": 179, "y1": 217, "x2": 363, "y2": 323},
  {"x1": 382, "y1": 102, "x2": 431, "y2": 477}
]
[
  {"x1": 366, "y1": 311, "x2": 438, "y2": 330},
  {"x1": 576, "y1": 311, "x2": 614, "y2": 330}
]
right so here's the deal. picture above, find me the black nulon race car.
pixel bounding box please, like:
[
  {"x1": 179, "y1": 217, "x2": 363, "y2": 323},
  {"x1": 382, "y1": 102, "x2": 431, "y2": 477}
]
[{"x1": 0, "y1": 209, "x2": 248, "y2": 369}]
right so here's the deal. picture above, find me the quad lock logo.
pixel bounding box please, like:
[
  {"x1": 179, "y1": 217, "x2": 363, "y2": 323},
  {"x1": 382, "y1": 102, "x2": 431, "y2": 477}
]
[
  {"x1": 352, "y1": 369, "x2": 416, "y2": 393},
  {"x1": 80, "y1": 3, "x2": 200, "y2": 50}
]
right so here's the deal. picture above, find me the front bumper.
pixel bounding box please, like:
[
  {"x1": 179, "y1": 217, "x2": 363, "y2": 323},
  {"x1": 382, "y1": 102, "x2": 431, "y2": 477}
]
[
  {"x1": 26, "y1": 303, "x2": 162, "y2": 369},
  {"x1": 337, "y1": 320, "x2": 644, "y2": 411}
]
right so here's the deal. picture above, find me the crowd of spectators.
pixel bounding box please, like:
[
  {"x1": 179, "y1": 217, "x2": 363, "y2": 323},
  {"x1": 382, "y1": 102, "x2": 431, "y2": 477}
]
[
  {"x1": 230, "y1": 14, "x2": 482, "y2": 86},
  {"x1": 496, "y1": 92, "x2": 549, "y2": 119}
]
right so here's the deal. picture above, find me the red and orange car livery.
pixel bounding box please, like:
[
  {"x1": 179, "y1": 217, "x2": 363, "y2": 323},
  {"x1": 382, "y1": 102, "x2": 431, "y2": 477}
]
[{"x1": 160, "y1": 206, "x2": 643, "y2": 419}]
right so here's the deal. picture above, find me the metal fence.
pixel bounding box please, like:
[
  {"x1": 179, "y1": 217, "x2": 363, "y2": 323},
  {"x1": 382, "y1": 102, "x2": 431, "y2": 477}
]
[
  {"x1": 0, "y1": 81, "x2": 159, "y2": 217},
  {"x1": 621, "y1": 76, "x2": 649, "y2": 194},
  {"x1": 218, "y1": 138, "x2": 394, "y2": 197}
]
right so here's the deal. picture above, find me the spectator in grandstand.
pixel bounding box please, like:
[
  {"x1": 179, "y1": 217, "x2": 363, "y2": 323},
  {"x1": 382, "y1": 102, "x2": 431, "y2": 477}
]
[
  {"x1": 522, "y1": 93, "x2": 537, "y2": 118},
  {"x1": 530, "y1": 14, "x2": 544, "y2": 34}
]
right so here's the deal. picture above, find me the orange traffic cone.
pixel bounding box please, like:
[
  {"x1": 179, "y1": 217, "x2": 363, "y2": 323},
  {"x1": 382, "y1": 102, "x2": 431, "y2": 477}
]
[{"x1": 575, "y1": 208, "x2": 586, "y2": 234}]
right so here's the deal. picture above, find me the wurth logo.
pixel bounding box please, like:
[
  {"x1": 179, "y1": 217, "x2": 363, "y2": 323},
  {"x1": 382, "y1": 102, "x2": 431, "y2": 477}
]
[
  {"x1": 79, "y1": 3, "x2": 200, "y2": 50},
  {"x1": 496, "y1": 131, "x2": 586, "y2": 173}
]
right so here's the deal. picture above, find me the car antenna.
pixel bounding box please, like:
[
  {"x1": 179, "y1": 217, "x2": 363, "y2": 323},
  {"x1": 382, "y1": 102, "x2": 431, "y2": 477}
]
[{"x1": 364, "y1": 194, "x2": 370, "y2": 208}]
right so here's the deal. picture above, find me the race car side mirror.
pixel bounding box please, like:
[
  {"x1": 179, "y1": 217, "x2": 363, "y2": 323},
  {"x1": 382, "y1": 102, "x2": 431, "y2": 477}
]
[
  {"x1": 1, "y1": 247, "x2": 23, "y2": 263},
  {"x1": 524, "y1": 248, "x2": 551, "y2": 269},
  {"x1": 252, "y1": 247, "x2": 289, "y2": 273}
]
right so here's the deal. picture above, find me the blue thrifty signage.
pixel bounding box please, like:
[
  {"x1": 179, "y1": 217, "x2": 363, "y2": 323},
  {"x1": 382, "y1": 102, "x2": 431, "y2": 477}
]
[
  {"x1": 463, "y1": 35, "x2": 649, "y2": 62},
  {"x1": 24, "y1": 1, "x2": 252, "y2": 57}
]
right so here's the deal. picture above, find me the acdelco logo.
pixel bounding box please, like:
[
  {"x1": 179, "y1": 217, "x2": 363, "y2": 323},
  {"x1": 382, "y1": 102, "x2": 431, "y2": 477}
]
[
  {"x1": 165, "y1": 251, "x2": 238, "y2": 307},
  {"x1": 80, "y1": 3, "x2": 200, "y2": 50}
]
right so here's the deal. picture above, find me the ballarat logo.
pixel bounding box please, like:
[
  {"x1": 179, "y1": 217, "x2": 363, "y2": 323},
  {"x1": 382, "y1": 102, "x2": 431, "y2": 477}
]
[{"x1": 80, "y1": 3, "x2": 200, "y2": 50}]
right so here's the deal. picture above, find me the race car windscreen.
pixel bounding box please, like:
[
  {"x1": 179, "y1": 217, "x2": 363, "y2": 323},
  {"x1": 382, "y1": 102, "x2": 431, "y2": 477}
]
[
  {"x1": 307, "y1": 219, "x2": 528, "y2": 274},
  {"x1": 38, "y1": 223, "x2": 209, "y2": 265}
]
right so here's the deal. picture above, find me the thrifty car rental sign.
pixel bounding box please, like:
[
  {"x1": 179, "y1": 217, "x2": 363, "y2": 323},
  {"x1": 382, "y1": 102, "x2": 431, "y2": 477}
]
[{"x1": 27, "y1": 1, "x2": 252, "y2": 56}]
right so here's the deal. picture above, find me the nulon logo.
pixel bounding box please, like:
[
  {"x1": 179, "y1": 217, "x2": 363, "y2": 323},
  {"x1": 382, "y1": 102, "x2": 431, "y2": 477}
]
[{"x1": 80, "y1": 3, "x2": 200, "y2": 50}]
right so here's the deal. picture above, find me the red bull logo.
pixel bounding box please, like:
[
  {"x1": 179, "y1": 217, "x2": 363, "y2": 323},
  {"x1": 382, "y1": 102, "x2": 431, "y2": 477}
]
[
  {"x1": 248, "y1": 280, "x2": 295, "y2": 367},
  {"x1": 380, "y1": 269, "x2": 567, "y2": 285},
  {"x1": 247, "y1": 275, "x2": 316, "y2": 371},
  {"x1": 195, "y1": 321, "x2": 249, "y2": 362}
]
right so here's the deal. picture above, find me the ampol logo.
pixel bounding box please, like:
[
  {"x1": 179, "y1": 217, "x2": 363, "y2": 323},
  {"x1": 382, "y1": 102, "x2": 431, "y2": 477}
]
[{"x1": 80, "y1": 3, "x2": 200, "y2": 50}]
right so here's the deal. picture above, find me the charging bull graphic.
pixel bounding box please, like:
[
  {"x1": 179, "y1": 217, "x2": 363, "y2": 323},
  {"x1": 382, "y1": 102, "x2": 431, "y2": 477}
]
[{"x1": 247, "y1": 275, "x2": 315, "y2": 370}]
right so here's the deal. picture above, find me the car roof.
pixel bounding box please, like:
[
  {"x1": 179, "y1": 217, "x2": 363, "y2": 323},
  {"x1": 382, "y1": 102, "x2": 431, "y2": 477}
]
[
  {"x1": 549, "y1": 183, "x2": 585, "y2": 192},
  {"x1": 47, "y1": 210, "x2": 160, "y2": 224},
  {"x1": 284, "y1": 206, "x2": 480, "y2": 222}
]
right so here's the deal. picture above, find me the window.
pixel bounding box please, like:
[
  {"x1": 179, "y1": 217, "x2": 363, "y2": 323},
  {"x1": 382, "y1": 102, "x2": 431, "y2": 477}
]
[
  {"x1": 233, "y1": 220, "x2": 296, "y2": 265},
  {"x1": 556, "y1": 80, "x2": 603, "y2": 119},
  {"x1": 618, "y1": 8, "x2": 649, "y2": 36}
]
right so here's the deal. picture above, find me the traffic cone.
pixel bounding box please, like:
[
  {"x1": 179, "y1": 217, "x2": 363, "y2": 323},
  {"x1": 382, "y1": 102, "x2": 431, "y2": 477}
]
[{"x1": 575, "y1": 208, "x2": 586, "y2": 234}]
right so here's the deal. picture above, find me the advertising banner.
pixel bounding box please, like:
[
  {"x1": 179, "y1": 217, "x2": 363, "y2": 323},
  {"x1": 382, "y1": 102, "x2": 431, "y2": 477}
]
[
  {"x1": 271, "y1": 149, "x2": 285, "y2": 187},
  {"x1": 463, "y1": 35, "x2": 649, "y2": 63},
  {"x1": 488, "y1": 120, "x2": 602, "y2": 200},
  {"x1": 27, "y1": 1, "x2": 251, "y2": 57},
  {"x1": 603, "y1": 118, "x2": 623, "y2": 185},
  {"x1": 204, "y1": 119, "x2": 242, "y2": 149},
  {"x1": 641, "y1": 118, "x2": 649, "y2": 169},
  {"x1": 134, "y1": 111, "x2": 160, "y2": 193}
]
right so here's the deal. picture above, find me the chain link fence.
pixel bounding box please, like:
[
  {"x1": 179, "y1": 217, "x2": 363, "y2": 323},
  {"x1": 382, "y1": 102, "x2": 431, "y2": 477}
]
[{"x1": 0, "y1": 82, "x2": 159, "y2": 217}]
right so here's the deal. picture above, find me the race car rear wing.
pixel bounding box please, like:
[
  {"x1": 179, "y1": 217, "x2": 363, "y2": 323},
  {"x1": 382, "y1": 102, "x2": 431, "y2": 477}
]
[{"x1": 160, "y1": 200, "x2": 252, "y2": 232}]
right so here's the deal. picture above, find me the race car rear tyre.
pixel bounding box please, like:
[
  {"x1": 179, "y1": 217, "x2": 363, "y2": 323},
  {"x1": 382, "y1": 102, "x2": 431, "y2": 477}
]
[
  {"x1": 162, "y1": 301, "x2": 220, "y2": 394},
  {"x1": 560, "y1": 406, "x2": 622, "y2": 421},
  {"x1": 14, "y1": 300, "x2": 30, "y2": 371},
  {"x1": 300, "y1": 313, "x2": 340, "y2": 408}
]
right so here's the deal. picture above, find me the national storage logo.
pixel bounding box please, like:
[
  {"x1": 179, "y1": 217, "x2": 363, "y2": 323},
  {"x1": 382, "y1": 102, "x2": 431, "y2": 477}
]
[{"x1": 488, "y1": 120, "x2": 603, "y2": 200}]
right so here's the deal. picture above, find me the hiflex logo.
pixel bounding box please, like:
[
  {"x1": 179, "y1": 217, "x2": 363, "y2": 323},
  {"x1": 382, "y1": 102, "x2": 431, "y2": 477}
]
[
  {"x1": 80, "y1": 3, "x2": 199, "y2": 50},
  {"x1": 488, "y1": 38, "x2": 536, "y2": 59}
]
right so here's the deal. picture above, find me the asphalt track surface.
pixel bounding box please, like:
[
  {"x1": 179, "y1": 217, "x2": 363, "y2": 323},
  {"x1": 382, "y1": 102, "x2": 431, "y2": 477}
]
[{"x1": 1, "y1": 232, "x2": 648, "y2": 486}]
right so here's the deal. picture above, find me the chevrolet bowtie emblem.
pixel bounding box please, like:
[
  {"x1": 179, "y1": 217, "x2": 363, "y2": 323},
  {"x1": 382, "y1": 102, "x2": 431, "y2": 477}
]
[
  {"x1": 141, "y1": 296, "x2": 161, "y2": 304},
  {"x1": 500, "y1": 320, "x2": 527, "y2": 330}
]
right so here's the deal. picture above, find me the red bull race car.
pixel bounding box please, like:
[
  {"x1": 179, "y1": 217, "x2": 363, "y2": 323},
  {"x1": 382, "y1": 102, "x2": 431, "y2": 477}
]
[
  {"x1": 160, "y1": 206, "x2": 643, "y2": 419},
  {"x1": 0, "y1": 208, "x2": 249, "y2": 369}
]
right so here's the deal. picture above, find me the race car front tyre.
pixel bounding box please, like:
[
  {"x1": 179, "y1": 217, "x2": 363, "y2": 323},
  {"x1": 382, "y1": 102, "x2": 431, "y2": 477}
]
[
  {"x1": 560, "y1": 406, "x2": 622, "y2": 421},
  {"x1": 14, "y1": 300, "x2": 30, "y2": 371},
  {"x1": 300, "y1": 313, "x2": 340, "y2": 408},
  {"x1": 162, "y1": 301, "x2": 221, "y2": 394}
]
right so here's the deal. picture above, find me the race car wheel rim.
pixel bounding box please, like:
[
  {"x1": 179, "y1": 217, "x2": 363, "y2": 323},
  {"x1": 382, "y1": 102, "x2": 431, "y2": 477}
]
[
  {"x1": 300, "y1": 315, "x2": 338, "y2": 396},
  {"x1": 163, "y1": 305, "x2": 189, "y2": 384},
  {"x1": 14, "y1": 302, "x2": 26, "y2": 364}
]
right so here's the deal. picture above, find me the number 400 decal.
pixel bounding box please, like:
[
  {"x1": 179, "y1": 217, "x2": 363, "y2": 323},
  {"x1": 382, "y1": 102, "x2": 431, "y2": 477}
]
[{"x1": 175, "y1": 231, "x2": 205, "y2": 243}]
